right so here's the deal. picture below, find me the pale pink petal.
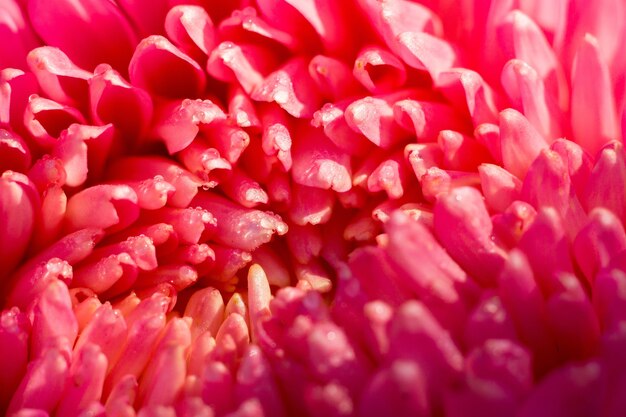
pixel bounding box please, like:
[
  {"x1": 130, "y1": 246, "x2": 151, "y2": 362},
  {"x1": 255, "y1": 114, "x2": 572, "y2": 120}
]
[
  {"x1": 344, "y1": 96, "x2": 408, "y2": 149},
  {"x1": 27, "y1": 0, "x2": 138, "y2": 72},
  {"x1": 206, "y1": 42, "x2": 270, "y2": 95},
  {"x1": 129, "y1": 35, "x2": 206, "y2": 99},
  {"x1": 311, "y1": 102, "x2": 372, "y2": 157}
]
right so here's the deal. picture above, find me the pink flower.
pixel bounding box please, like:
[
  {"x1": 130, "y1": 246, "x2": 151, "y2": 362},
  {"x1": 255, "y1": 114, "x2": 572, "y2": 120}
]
[{"x1": 1, "y1": 0, "x2": 626, "y2": 416}]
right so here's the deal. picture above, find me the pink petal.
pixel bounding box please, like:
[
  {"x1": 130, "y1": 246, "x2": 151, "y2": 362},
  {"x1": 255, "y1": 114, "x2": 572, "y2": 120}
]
[
  {"x1": 74, "y1": 302, "x2": 127, "y2": 370},
  {"x1": 0, "y1": 307, "x2": 30, "y2": 411},
  {"x1": 394, "y1": 99, "x2": 468, "y2": 143},
  {"x1": 228, "y1": 86, "x2": 261, "y2": 129},
  {"x1": 27, "y1": 0, "x2": 137, "y2": 72},
  {"x1": 151, "y1": 99, "x2": 226, "y2": 154},
  {"x1": 550, "y1": 138, "x2": 593, "y2": 200},
  {"x1": 593, "y1": 268, "x2": 626, "y2": 332},
  {"x1": 583, "y1": 141, "x2": 626, "y2": 220},
  {"x1": 117, "y1": 0, "x2": 169, "y2": 37},
  {"x1": 501, "y1": 59, "x2": 563, "y2": 140},
  {"x1": 64, "y1": 184, "x2": 139, "y2": 232},
  {"x1": 0, "y1": 0, "x2": 40, "y2": 70},
  {"x1": 193, "y1": 191, "x2": 288, "y2": 251},
  {"x1": 309, "y1": 55, "x2": 363, "y2": 101},
  {"x1": 251, "y1": 57, "x2": 323, "y2": 118},
  {"x1": 138, "y1": 318, "x2": 191, "y2": 407},
  {"x1": 104, "y1": 375, "x2": 137, "y2": 417},
  {"x1": 106, "y1": 156, "x2": 202, "y2": 208},
  {"x1": 492, "y1": 201, "x2": 537, "y2": 249},
  {"x1": 0, "y1": 129, "x2": 32, "y2": 173},
  {"x1": 353, "y1": 46, "x2": 407, "y2": 94},
  {"x1": 26, "y1": 46, "x2": 91, "y2": 110},
  {"x1": 89, "y1": 64, "x2": 153, "y2": 141},
  {"x1": 498, "y1": 249, "x2": 558, "y2": 375},
  {"x1": 366, "y1": 150, "x2": 411, "y2": 199},
  {"x1": 0, "y1": 68, "x2": 39, "y2": 135},
  {"x1": 437, "y1": 69, "x2": 499, "y2": 126},
  {"x1": 184, "y1": 287, "x2": 225, "y2": 341},
  {"x1": 499, "y1": 108, "x2": 549, "y2": 179},
  {"x1": 344, "y1": 95, "x2": 408, "y2": 149},
  {"x1": 177, "y1": 139, "x2": 232, "y2": 186},
  {"x1": 7, "y1": 257, "x2": 72, "y2": 311},
  {"x1": 165, "y1": 5, "x2": 216, "y2": 58},
  {"x1": 24, "y1": 94, "x2": 86, "y2": 149},
  {"x1": 571, "y1": 34, "x2": 620, "y2": 156},
  {"x1": 285, "y1": 224, "x2": 322, "y2": 264},
  {"x1": 289, "y1": 183, "x2": 334, "y2": 226},
  {"x1": 7, "y1": 347, "x2": 69, "y2": 415},
  {"x1": 291, "y1": 125, "x2": 352, "y2": 193},
  {"x1": 517, "y1": 207, "x2": 575, "y2": 296},
  {"x1": 463, "y1": 292, "x2": 517, "y2": 350},
  {"x1": 573, "y1": 208, "x2": 626, "y2": 285},
  {"x1": 129, "y1": 35, "x2": 206, "y2": 99},
  {"x1": 0, "y1": 171, "x2": 37, "y2": 277},
  {"x1": 438, "y1": 129, "x2": 492, "y2": 171},
  {"x1": 56, "y1": 343, "x2": 108, "y2": 417},
  {"x1": 478, "y1": 163, "x2": 522, "y2": 213},
  {"x1": 434, "y1": 186, "x2": 507, "y2": 286},
  {"x1": 31, "y1": 280, "x2": 78, "y2": 358},
  {"x1": 385, "y1": 212, "x2": 474, "y2": 334},
  {"x1": 203, "y1": 123, "x2": 250, "y2": 164},
  {"x1": 311, "y1": 102, "x2": 373, "y2": 157},
  {"x1": 206, "y1": 42, "x2": 269, "y2": 95}
]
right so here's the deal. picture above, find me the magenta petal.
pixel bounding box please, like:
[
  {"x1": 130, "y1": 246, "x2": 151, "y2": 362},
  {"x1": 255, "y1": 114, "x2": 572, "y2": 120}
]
[
  {"x1": 583, "y1": 141, "x2": 626, "y2": 221},
  {"x1": 27, "y1": 0, "x2": 137, "y2": 73},
  {"x1": 0, "y1": 68, "x2": 39, "y2": 136},
  {"x1": 236, "y1": 345, "x2": 286, "y2": 417},
  {"x1": 129, "y1": 35, "x2": 206, "y2": 99},
  {"x1": 517, "y1": 361, "x2": 604, "y2": 417}
]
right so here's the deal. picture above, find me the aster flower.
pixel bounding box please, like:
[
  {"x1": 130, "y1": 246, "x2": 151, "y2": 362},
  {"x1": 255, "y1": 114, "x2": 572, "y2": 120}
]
[{"x1": 1, "y1": 0, "x2": 626, "y2": 416}]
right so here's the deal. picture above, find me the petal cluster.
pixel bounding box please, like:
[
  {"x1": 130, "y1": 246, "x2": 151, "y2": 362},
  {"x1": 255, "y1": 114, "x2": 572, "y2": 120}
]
[{"x1": 1, "y1": 0, "x2": 626, "y2": 416}]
